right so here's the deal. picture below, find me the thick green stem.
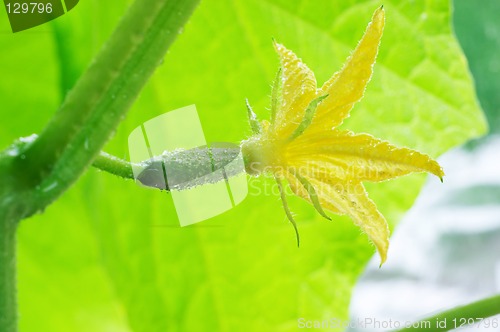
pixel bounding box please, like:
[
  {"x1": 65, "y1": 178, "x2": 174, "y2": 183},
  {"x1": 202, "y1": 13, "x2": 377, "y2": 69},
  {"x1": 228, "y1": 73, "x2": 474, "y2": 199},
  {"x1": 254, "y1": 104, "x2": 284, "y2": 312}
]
[
  {"x1": 396, "y1": 294, "x2": 500, "y2": 331},
  {"x1": 0, "y1": 0, "x2": 200, "y2": 329},
  {"x1": 0, "y1": 218, "x2": 17, "y2": 332},
  {"x1": 11, "y1": 0, "x2": 200, "y2": 218}
]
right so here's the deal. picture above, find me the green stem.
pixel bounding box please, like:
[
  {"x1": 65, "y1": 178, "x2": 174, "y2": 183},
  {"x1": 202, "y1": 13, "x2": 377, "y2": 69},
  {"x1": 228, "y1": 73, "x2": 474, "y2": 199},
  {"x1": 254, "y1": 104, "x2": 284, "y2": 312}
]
[
  {"x1": 0, "y1": 218, "x2": 17, "y2": 332},
  {"x1": 92, "y1": 152, "x2": 135, "y2": 180},
  {"x1": 11, "y1": 0, "x2": 200, "y2": 218},
  {"x1": 395, "y1": 294, "x2": 500, "y2": 331},
  {"x1": 0, "y1": 0, "x2": 200, "y2": 329}
]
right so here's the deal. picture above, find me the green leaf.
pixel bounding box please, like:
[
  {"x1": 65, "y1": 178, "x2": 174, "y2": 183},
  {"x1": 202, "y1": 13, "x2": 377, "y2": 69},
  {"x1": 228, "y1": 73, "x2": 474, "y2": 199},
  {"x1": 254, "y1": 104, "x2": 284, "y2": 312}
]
[{"x1": 0, "y1": 0, "x2": 486, "y2": 331}]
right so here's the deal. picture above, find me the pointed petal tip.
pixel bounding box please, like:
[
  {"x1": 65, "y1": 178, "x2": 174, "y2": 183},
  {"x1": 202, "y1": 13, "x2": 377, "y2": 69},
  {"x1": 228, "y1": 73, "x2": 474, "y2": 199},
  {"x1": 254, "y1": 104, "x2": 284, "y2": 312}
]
[
  {"x1": 373, "y1": 5, "x2": 385, "y2": 29},
  {"x1": 378, "y1": 251, "x2": 387, "y2": 268},
  {"x1": 273, "y1": 41, "x2": 290, "y2": 59},
  {"x1": 272, "y1": 39, "x2": 279, "y2": 51},
  {"x1": 273, "y1": 39, "x2": 283, "y2": 50},
  {"x1": 432, "y1": 164, "x2": 445, "y2": 182},
  {"x1": 421, "y1": 157, "x2": 445, "y2": 182},
  {"x1": 376, "y1": 239, "x2": 388, "y2": 267},
  {"x1": 271, "y1": 37, "x2": 279, "y2": 48}
]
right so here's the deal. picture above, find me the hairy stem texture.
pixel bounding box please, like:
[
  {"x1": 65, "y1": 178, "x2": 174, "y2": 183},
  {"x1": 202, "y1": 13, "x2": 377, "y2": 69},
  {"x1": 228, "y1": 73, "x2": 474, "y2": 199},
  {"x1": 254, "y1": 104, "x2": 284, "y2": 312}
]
[
  {"x1": 12, "y1": 0, "x2": 200, "y2": 218},
  {"x1": 0, "y1": 0, "x2": 200, "y2": 330}
]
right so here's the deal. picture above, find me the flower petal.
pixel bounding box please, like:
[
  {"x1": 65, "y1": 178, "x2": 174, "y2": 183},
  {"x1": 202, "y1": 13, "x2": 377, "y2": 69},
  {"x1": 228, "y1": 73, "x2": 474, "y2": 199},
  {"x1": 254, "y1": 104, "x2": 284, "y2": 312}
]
[
  {"x1": 305, "y1": 177, "x2": 389, "y2": 264},
  {"x1": 313, "y1": 6, "x2": 385, "y2": 131},
  {"x1": 287, "y1": 130, "x2": 444, "y2": 182},
  {"x1": 272, "y1": 42, "x2": 317, "y2": 138},
  {"x1": 284, "y1": 170, "x2": 341, "y2": 214}
]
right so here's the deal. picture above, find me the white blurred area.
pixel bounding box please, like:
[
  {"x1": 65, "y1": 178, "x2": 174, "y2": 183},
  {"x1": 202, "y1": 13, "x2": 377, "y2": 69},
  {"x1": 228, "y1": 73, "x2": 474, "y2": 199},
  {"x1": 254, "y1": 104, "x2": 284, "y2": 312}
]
[{"x1": 348, "y1": 136, "x2": 500, "y2": 331}]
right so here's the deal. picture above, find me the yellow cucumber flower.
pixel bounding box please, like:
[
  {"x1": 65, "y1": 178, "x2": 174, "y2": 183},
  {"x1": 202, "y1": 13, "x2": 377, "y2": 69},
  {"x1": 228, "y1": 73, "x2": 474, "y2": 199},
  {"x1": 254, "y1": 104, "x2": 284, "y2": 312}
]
[{"x1": 240, "y1": 6, "x2": 444, "y2": 265}]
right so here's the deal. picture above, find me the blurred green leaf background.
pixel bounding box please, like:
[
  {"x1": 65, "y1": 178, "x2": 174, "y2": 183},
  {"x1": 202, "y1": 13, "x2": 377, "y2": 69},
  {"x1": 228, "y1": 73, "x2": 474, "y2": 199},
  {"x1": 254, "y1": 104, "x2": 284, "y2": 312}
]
[
  {"x1": 0, "y1": 0, "x2": 492, "y2": 331},
  {"x1": 454, "y1": 0, "x2": 500, "y2": 136}
]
